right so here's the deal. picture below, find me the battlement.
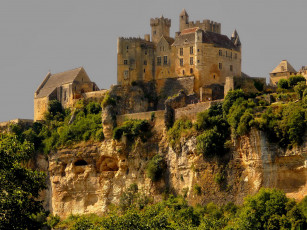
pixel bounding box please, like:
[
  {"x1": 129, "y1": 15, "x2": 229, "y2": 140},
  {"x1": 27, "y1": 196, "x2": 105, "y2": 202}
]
[
  {"x1": 187, "y1": 19, "x2": 221, "y2": 34},
  {"x1": 150, "y1": 17, "x2": 171, "y2": 27}
]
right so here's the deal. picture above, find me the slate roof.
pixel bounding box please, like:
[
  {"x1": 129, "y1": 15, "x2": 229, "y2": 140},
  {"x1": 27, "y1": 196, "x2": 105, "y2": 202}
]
[
  {"x1": 35, "y1": 67, "x2": 83, "y2": 98},
  {"x1": 270, "y1": 60, "x2": 297, "y2": 74},
  {"x1": 173, "y1": 28, "x2": 237, "y2": 49}
]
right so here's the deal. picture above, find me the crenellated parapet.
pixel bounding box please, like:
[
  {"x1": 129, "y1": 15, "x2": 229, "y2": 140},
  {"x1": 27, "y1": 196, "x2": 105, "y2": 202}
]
[
  {"x1": 187, "y1": 19, "x2": 221, "y2": 34},
  {"x1": 150, "y1": 17, "x2": 171, "y2": 27}
]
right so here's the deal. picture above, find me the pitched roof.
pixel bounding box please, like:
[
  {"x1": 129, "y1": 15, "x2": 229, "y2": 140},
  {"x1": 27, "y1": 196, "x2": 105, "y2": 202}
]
[
  {"x1": 173, "y1": 28, "x2": 237, "y2": 49},
  {"x1": 35, "y1": 67, "x2": 84, "y2": 98},
  {"x1": 270, "y1": 60, "x2": 297, "y2": 74},
  {"x1": 180, "y1": 9, "x2": 189, "y2": 17},
  {"x1": 162, "y1": 36, "x2": 175, "y2": 45}
]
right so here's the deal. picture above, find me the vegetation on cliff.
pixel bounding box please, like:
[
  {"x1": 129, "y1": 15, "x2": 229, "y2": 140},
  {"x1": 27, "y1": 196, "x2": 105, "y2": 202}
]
[{"x1": 51, "y1": 188, "x2": 307, "y2": 230}]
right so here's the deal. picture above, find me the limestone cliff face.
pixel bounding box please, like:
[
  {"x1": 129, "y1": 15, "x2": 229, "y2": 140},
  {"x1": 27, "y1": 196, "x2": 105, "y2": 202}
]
[{"x1": 37, "y1": 129, "x2": 307, "y2": 218}]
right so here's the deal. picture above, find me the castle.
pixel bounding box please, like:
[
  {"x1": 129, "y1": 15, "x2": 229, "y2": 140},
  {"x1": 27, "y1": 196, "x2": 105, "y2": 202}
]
[{"x1": 117, "y1": 9, "x2": 242, "y2": 97}]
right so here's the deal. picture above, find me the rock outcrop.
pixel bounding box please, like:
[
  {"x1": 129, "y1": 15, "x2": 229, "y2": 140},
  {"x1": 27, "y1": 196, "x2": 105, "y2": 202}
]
[{"x1": 36, "y1": 128, "x2": 307, "y2": 218}]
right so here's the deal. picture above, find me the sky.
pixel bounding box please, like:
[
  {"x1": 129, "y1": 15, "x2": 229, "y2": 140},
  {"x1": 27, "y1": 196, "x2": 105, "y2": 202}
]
[{"x1": 0, "y1": 0, "x2": 307, "y2": 122}]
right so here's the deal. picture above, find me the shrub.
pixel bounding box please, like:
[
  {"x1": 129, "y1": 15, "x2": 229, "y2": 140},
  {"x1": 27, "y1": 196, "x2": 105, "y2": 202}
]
[
  {"x1": 288, "y1": 75, "x2": 306, "y2": 87},
  {"x1": 95, "y1": 129, "x2": 104, "y2": 141},
  {"x1": 277, "y1": 79, "x2": 289, "y2": 89},
  {"x1": 146, "y1": 155, "x2": 166, "y2": 182},
  {"x1": 222, "y1": 89, "x2": 245, "y2": 116},
  {"x1": 102, "y1": 93, "x2": 116, "y2": 108},
  {"x1": 196, "y1": 127, "x2": 225, "y2": 157},
  {"x1": 294, "y1": 81, "x2": 307, "y2": 99},
  {"x1": 113, "y1": 119, "x2": 151, "y2": 142},
  {"x1": 167, "y1": 118, "x2": 193, "y2": 148},
  {"x1": 254, "y1": 80, "x2": 264, "y2": 92},
  {"x1": 86, "y1": 102, "x2": 101, "y2": 114}
]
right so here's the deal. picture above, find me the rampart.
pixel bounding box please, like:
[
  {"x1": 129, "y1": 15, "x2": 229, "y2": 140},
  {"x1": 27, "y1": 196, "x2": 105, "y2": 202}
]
[
  {"x1": 175, "y1": 100, "x2": 223, "y2": 121},
  {"x1": 0, "y1": 118, "x2": 33, "y2": 131},
  {"x1": 117, "y1": 110, "x2": 165, "y2": 131}
]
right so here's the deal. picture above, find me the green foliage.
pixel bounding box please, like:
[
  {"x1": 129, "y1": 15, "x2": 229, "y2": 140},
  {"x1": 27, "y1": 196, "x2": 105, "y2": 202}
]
[
  {"x1": 222, "y1": 89, "x2": 245, "y2": 116},
  {"x1": 113, "y1": 119, "x2": 151, "y2": 143},
  {"x1": 197, "y1": 127, "x2": 225, "y2": 157},
  {"x1": 167, "y1": 118, "x2": 193, "y2": 148},
  {"x1": 85, "y1": 101, "x2": 101, "y2": 114},
  {"x1": 0, "y1": 134, "x2": 47, "y2": 229},
  {"x1": 294, "y1": 81, "x2": 307, "y2": 99},
  {"x1": 258, "y1": 103, "x2": 306, "y2": 148},
  {"x1": 278, "y1": 78, "x2": 289, "y2": 89},
  {"x1": 95, "y1": 128, "x2": 104, "y2": 141},
  {"x1": 101, "y1": 92, "x2": 116, "y2": 108},
  {"x1": 288, "y1": 75, "x2": 306, "y2": 87},
  {"x1": 46, "y1": 214, "x2": 60, "y2": 228},
  {"x1": 146, "y1": 154, "x2": 166, "y2": 182}
]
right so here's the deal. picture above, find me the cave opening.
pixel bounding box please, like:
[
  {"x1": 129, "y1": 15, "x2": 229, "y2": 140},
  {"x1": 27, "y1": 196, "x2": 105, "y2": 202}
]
[{"x1": 74, "y1": 159, "x2": 88, "y2": 166}]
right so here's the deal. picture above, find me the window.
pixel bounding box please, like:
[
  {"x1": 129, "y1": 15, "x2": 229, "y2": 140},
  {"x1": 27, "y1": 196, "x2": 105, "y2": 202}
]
[
  {"x1": 190, "y1": 46, "x2": 193, "y2": 54},
  {"x1": 190, "y1": 68, "x2": 193, "y2": 74},
  {"x1": 197, "y1": 49, "x2": 200, "y2": 52},
  {"x1": 183, "y1": 70, "x2": 185, "y2": 75},
  {"x1": 145, "y1": 50, "x2": 147, "y2": 55},
  {"x1": 180, "y1": 48, "x2": 183, "y2": 56},
  {"x1": 230, "y1": 65, "x2": 233, "y2": 71},
  {"x1": 153, "y1": 30, "x2": 156, "y2": 35},
  {"x1": 124, "y1": 70, "x2": 129, "y2": 80},
  {"x1": 124, "y1": 59, "x2": 128, "y2": 65},
  {"x1": 144, "y1": 60, "x2": 147, "y2": 65},
  {"x1": 126, "y1": 46, "x2": 129, "y2": 50},
  {"x1": 219, "y1": 50, "x2": 222, "y2": 56},
  {"x1": 180, "y1": 58, "x2": 183, "y2": 66},
  {"x1": 197, "y1": 59, "x2": 200, "y2": 63},
  {"x1": 190, "y1": 57, "x2": 193, "y2": 65},
  {"x1": 144, "y1": 69, "x2": 146, "y2": 73},
  {"x1": 157, "y1": 57, "x2": 161, "y2": 66},
  {"x1": 163, "y1": 56, "x2": 168, "y2": 65},
  {"x1": 234, "y1": 53, "x2": 237, "y2": 59},
  {"x1": 213, "y1": 74, "x2": 216, "y2": 79},
  {"x1": 219, "y1": 63, "x2": 222, "y2": 70}
]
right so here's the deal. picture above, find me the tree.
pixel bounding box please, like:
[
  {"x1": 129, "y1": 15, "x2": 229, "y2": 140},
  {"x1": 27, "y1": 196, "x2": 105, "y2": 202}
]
[
  {"x1": 288, "y1": 75, "x2": 306, "y2": 87},
  {"x1": 294, "y1": 81, "x2": 307, "y2": 99},
  {"x1": 0, "y1": 134, "x2": 46, "y2": 229},
  {"x1": 277, "y1": 79, "x2": 289, "y2": 89}
]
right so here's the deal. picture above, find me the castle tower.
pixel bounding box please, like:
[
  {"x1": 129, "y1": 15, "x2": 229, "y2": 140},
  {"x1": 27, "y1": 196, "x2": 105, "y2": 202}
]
[
  {"x1": 150, "y1": 16, "x2": 171, "y2": 44},
  {"x1": 231, "y1": 29, "x2": 241, "y2": 47},
  {"x1": 179, "y1": 9, "x2": 189, "y2": 32}
]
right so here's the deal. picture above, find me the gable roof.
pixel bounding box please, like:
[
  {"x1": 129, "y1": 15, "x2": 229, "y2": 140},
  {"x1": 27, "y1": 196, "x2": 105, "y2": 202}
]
[
  {"x1": 180, "y1": 9, "x2": 189, "y2": 17},
  {"x1": 173, "y1": 28, "x2": 237, "y2": 49},
  {"x1": 270, "y1": 60, "x2": 297, "y2": 74},
  {"x1": 35, "y1": 67, "x2": 84, "y2": 98}
]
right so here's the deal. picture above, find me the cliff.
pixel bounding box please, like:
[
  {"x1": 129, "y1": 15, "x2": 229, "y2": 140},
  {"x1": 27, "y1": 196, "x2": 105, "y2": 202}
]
[{"x1": 36, "y1": 128, "x2": 307, "y2": 218}]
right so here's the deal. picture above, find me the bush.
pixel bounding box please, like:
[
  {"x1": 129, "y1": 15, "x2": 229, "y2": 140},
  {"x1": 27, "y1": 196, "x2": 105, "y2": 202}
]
[
  {"x1": 146, "y1": 155, "x2": 166, "y2": 182},
  {"x1": 167, "y1": 118, "x2": 193, "y2": 148},
  {"x1": 102, "y1": 93, "x2": 116, "y2": 108},
  {"x1": 193, "y1": 184, "x2": 201, "y2": 195},
  {"x1": 222, "y1": 89, "x2": 245, "y2": 116},
  {"x1": 95, "y1": 129, "x2": 104, "y2": 141},
  {"x1": 294, "y1": 81, "x2": 307, "y2": 99},
  {"x1": 196, "y1": 127, "x2": 225, "y2": 157},
  {"x1": 113, "y1": 119, "x2": 151, "y2": 143},
  {"x1": 288, "y1": 75, "x2": 306, "y2": 87},
  {"x1": 86, "y1": 102, "x2": 101, "y2": 114},
  {"x1": 277, "y1": 79, "x2": 289, "y2": 89}
]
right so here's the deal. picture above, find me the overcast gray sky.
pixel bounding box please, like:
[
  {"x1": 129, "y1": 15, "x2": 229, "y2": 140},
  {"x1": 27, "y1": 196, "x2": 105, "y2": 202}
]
[{"x1": 0, "y1": 0, "x2": 307, "y2": 122}]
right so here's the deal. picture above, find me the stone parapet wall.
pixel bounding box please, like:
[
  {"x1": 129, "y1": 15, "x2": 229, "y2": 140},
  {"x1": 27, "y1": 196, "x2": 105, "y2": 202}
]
[
  {"x1": 175, "y1": 100, "x2": 223, "y2": 121},
  {"x1": 117, "y1": 110, "x2": 165, "y2": 131}
]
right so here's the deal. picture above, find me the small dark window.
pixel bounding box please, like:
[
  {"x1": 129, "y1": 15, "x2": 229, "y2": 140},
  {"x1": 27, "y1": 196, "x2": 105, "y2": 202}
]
[
  {"x1": 230, "y1": 65, "x2": 233, "y2": 71},
  {"x1": 144, "y1": 69, "x2": 146, "y2": 73},
  {"x1": 157, "y1": 57, "x2": 161, "y2": 66},
  {"x1": 124, "y1": 60, "x2": 128, "y2": 65},
  {"x1": 190, "y1": 57, "x2": 193, "y2": 65},
  {"x1": 219, "y1": 63, "x2": 222, "y2": 70},
  {"x1": 144, "y1": 60, "x2": 147, "y2": 65},
  {"x1": 74, "y1": 160, "x2": 88, "y2": 166},
  {"x1": 190, "y1": 68, "x2": 193, "y2": 74},
  {"x1": 153, "y1": 30, "x2": 156, "y2": 35},
  {"x1": 163, "y1": 56, "x2": 168, "y2": 65},
  {"x1": 180, "y1": 48, "x2": 183, "y2": 56},
  {"x1": 190, "y1": 46, "x2": 193, "y2": 54},
  {"x1": 183, "y1": 70, "x2": 185, "y2": 75},
  {"x1": 197, "y1": 49, "x2": 200, "y2": 52},
  {"x1": 145, "y1": 50, "x2": 147, "y2": 55},
  {"x1": 226, "y1": 51, "x2": 228, "y2": 57},
  {"x1": 126, "y1": 46, "x2": 129, "y2": 49},
  {"x1": 197, "y1": 60, "x2": 200, "y2": 63},
  {"x1": 213, "y1": 75, "x2": 216, "y2": 79},
  {"x1": 219, "y1": 50, "x2": 222, "y2": 56},
  {"x1": 180, "y1": 58, "x2": 183, "y2": 66}
]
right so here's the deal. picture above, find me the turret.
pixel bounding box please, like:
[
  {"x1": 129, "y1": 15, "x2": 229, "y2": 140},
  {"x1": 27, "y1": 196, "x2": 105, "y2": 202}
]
[
  {"x1": 231, "y1": 29, "x2": 241, "y2": 47},
  {"x1": 179, "y1": 9, "x2": 189, "y2": 32},
  {"x1": 150, "y1": 16, "x2": 171, "y2": 44}
]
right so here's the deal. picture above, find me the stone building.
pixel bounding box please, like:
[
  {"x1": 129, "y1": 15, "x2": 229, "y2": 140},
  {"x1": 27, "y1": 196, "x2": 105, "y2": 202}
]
[
  {"x1": 270, "y1": 60, "x2": 297, "y2": 86},
  {"x1": 297, "y1": 66, "x2": 307, "y2": 79},
  {"x1": 34, "y1": 67, "x2": 99, "y2": 121},
  {"x1": 117, "y1": 9, "x2": 242, "y2": 99}
]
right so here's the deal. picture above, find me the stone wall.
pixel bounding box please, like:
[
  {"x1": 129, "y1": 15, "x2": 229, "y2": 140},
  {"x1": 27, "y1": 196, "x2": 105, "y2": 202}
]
[{"x1": 175, "y1": 100, "x2": 223, "y2": 121}]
